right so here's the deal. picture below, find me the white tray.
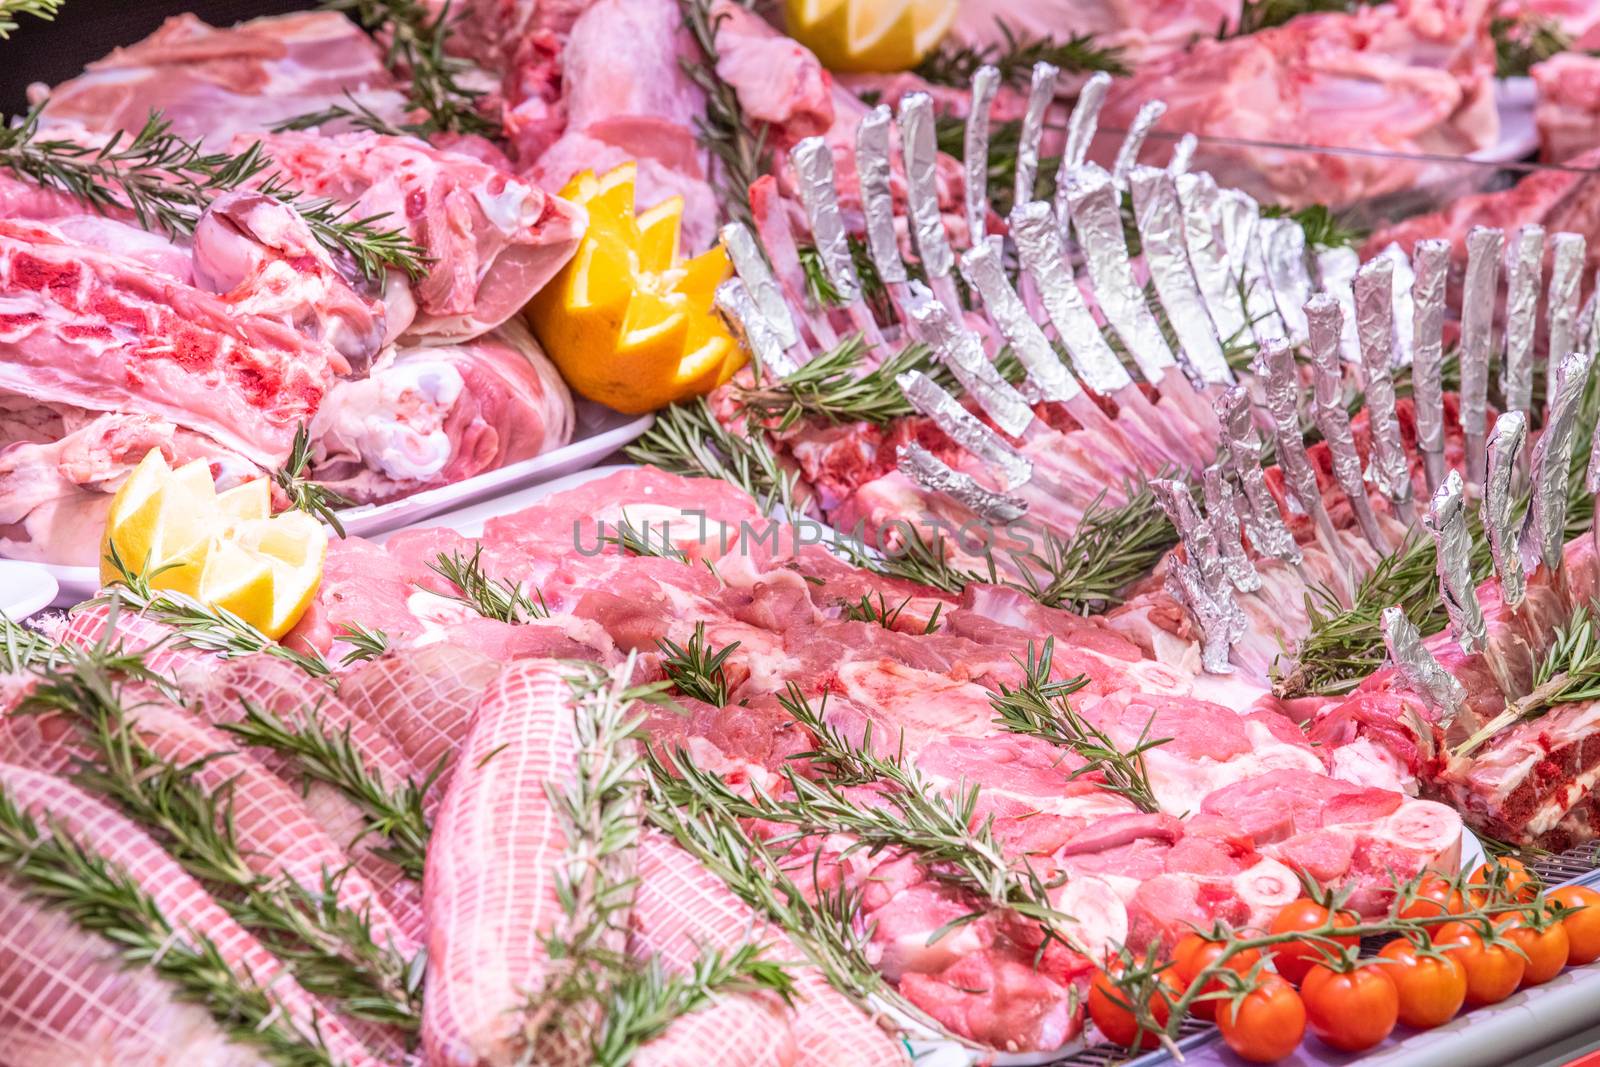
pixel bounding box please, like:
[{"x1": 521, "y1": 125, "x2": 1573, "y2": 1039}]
[
  {"x1": 372, "y1": 462, "x2": 634, "y2": 542},
  {"x1": 1470, "y1": 77, "x2": 1538, "y2": 164},
  {"x1": 0, "y1": 560, "x2": 58, "y2": 621},
  {"x1": 34, "y1": 404, "x2": 651, "y2": 607}
]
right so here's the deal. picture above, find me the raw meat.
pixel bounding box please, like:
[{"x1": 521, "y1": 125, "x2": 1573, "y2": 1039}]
[
  {"x1": 1097, "y1": 0, "x2": 1498, "y2": 207},
  {"x1": 310, "y1": 318, "x2": 574, "y2": 503},
  {"x1": 1532, "y1": 53, "x2": 1600, "y2": 162},
  {"x1": 238, "y1": 130, "x2": 585, "y2": 340},
  {"x1": 948, "y1": 0, "x2": 1242, "y2": 69},
  {"x1": 34, "y1": 12, "x2": 409, "y2": 146}
]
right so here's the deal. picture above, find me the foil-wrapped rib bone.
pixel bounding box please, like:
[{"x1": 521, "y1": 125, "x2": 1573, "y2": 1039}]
[
  {"x1": 1374, "y1": 244, "x2": 1416, "y2": 367},
  {"x1": 963, "y1": 66, "x2": 1000, "y2": 250},
  {"x1": 790, "y1": 136, "x2": 863, "y2": 304},
  {"x1": 1056, "y1": 71, "x2": 1113, "y2": 226},
  {"x1": 1129, "y1": 166, "x2": 1232, "y2": 387},
  {"x1": 1548, "y1": 233, "x2": 1587, "y2": 405},
  {"x1": 897, "y1": 93, "x2": 954, "y2": 280},
  {"x1": 1460, "y1": 226, "x2": 1504, "y2": 485},
  {"x1": 1014, "y1": 62, "x2": 1058, "y2": 214},
  {"x1": 1381, "y1": 606, "x2": 1467, "y2": 724},
  {"x1": 898, "y1": 370, "x2": 1034, "y2": 490},
  {"x1": 1175, "y1": 172, "x2": 1249, "y2": 344},
  {"x1": 1314, "y1": 245, "x2": 1362, "y2": 364},
  {"x1": 1424, "y1": 470, "x2": 1486, "y2": 655},
  {"x1": 905, "y1": 283, "x2": 1034, "y2": 437},
  {"x1": 854, "y1": 105, "x2": 910, "y2": 286},
  {"x1": 1111, "y1": 100, "x2": 1167, "y2": 187},
  {"x1": 1010, "y1": 200, "x2": 1134, "y2": 395},
  {"x1": 1521, "y1": 347, "x2": 1595, "y2": 573},
  {"x1": 1203, "y1": 463, "x2": 1261, "y2": 591},
  {"x1": 1259, "y1": 218, "x2": 1313, "y2": 344},
  {"x1": 1307, "y1": 294, "x2": 1391, "y2": 552},
  {"x1": 714, "y1": 278, "x2": 798, "y2": 379},
  {"x1": 1151, "y1": 477, "x2": 1244, "y2": 675},
  {"x1": 1258, "y1": 338, "x2": 1348, "y2": 562},
  {"x1": 1168, "y1": 133, "x2": 1197, "y2": 175},
  {"x1": 960, "y1": 242, "x2": 1081, "y2": 403},
  {"x1": 1501, "y1": 224, "x2": 1545, "y2": 418},
  {"x1": 1410, "y1": 238, "x2": 1449, "y2": 492},
  {"x1": 1483, "y1": 411, "x2": 1527, "y2": 609},
  {"x1": 1065, "y1": 162, "x2": 1177, "y2": 383},
  {"x1": 720, "y1": 221, "x2": 802, "y2": 353},
  {"x1": 1353, "y1": 256, "x2": 1413, "y2": 514},
  {"x1": 1217, "y1": 385, "x2": 1302, "y2": 564},
  {"x1": 1218, "y1": 189, "x2": 1285, "y2": 340},
  {"x1": 898, "y1": 441, "x2": 1027, "y2": 522}
]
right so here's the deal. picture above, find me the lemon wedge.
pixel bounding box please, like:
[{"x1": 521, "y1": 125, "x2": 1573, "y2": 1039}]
[
  {"x1": 100, "y1": 449, "x2": 326, "y2": 640},
  {"x1": 785, "y1": 0, "x2": 956, "y2": 73},
  {"x1": 526, "y1": 163, "x2": 743, "y2": 415}
]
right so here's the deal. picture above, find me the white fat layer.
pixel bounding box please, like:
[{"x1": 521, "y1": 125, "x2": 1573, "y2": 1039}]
[
  {"x1": 473, "y1": 180, "x2": 536, "y2": 237},
  {"x1": 403, "y1": 589, "x2": 475, "y2": 645},
  {"x1": 1527, "y1": 762, "x2": 1600, "y2": 837},
  {"x1": 1329, "y1": 738, "x2": 1415, "y2": 794}
]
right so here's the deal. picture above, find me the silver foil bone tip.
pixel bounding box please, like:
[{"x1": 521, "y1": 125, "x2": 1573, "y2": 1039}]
[
  {"x1": 854, "y1": 105, "x2": 909, "y2": 286},
  {"x1": 715, "y1": 278, "x2": 798, "y2": 379},
  {"x1": 720, "y1": 221, "x2": 801, "y2": 351},
  {"x1": 1112, "y1": 99, "x2": 1167, "y2": 187},
  {"x1": 1424, "y1": 470, "x2": 1486, "y2": 655},
  {"x1": 897, "y1": 441, "x2": 1027, "y2": 523},
  {"x1": 1548, "y1": 233, "x2": 1587, "y2": 394},
  {"x1": 963, "y1": 66, "x2": 1001, "y2": 249},
  {"x1": 1460, "y1": 226, "x2": 1505, "y2": 484},
  {"x1": 1014, "y1": 62, "x2": 1058, "y2": 212},
  {"x1": 1501, "y1": 224, "x2": 1545, "y2": 418},
  {"x1": 1217, "y1": 384, "x2": 1302, "y2": 564},
  {"x1": 1410, "y1": 237, "x2": 1450, "y2": 492},
  {"x1": 1151, "y1": 477, "x2": 1245, "y2": 675},
  {"x1": 1260, "y1": 217, "x2": 1313, "y2": 344},
  {"x1": 1203, "y1": 463, "x2": 1261, "y2": 591},
  {"x1": 897, "y1": 92, "x2": 954, "y2": 279},
  {"x1": 790, "y1": 136, "x2": 862, "y2": 304},
  {"x1": 1307, "y1": 292, "x2": 1391, "y2": 552},
  {"x1": 905, "y1": 282, "x2": 1034, "y2": 437},
  {"x1": 1381, "y1": 605, "x2": 1467, "y2": 724},
  {"x1": 1483, "y1": 411, "x2": 1527, "y2": 609},
  {"x1": 897, "y1": 370, "x2": 1034, "y2": 490},
  {"x1": 1129, "y1": 165, "x2": 1232, "y2": 386},
  {"x1": 1523, "y1": 347, "x2": 1595, "y2": 572},
  {"x1": 1168, "y1": 133, "x2": 1197, "y2": 175},
  {"x1": 1354, "y1": 256, "x2": 1412, "y2": 510},
  {"x1": 1057, "y1": 71, "x2": 1113, "y2": 225},
  {"x1": 960, "y1": 242, "x2": 1080, "y2": 403},
  {"x1": 1176, "y1": 171, "x2": 1250, "y2": 345}
]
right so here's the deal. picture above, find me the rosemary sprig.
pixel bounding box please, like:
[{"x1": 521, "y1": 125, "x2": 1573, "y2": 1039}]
[
  {"x1": 220, "y1": 699, "x2": 437, "y2": 880},
  {"x1": 274, "y1": 424, "x2": 350, "y2": 537},
  {"x1": 838, "y1": 592, "x2": 943, "y2": 634},
  {"x1": 0, "y1": 110, "x2": 428, "y2": 280},
  {"x1": 271, "y1": 92, "x2": 416, "y2": 138},
  {"x1": 0, "y1": 615, "x2": 59, "y2": 672},
  {"x1": 325, "y1": 0, "x2": 497, "y2": 137},
  {"x1": 22, "y1": 653, "x2": 420, "y2": 1030},
  {"x1": 625, "y1": 398, "x2": 799, "y2": 517},
  {"x1": 98, "y1": 547, "x2": 334, "y2": 678},
  {"x1": 676, "y1": 0, "x2": 769, "y2": 229},
  {"x1": 1012, "y1": 476, "x2": 1179, "y2": 614},
  {"x1": 916, "y1": 20, "x2": 1128, "y2": 87},
  {"x1": 1260, "y1": 202, "x2": 1367, "y2": 251},
  {"x1": 428, "y1": 546, "x2": 549, "y2": 623},
  {"x1": 1456, "y1": 604, "x2": 1600, "y2": 756},
  {"x1": 989, "y1": 639, "x2": 1168, "y2": 813},
  {"x1": 599, "y1": 511, "x2": 689, "y2": 563},
  {"x1": 0, "y1": 785, "x2": 338, "y2": 1067},
  {"x1": 657, "y1": 623, "x2": 739, "y2": 707},
  {"x1": 1491, "y1": 13, "x2": 1573, "y2": 78},
  {"x1": 845, "y1": 526, "x2": 997, "y2": 597},
  {"x1": 591, "y1": 947, "x2": 794, "y2": 1067},
  {"x1": 797, "y1": 235, "x2": 896, "y2": 322},
  {"x1": 935, "y1": 113, "x2": 1058, "y2": 219},
  {"x1": 773, "y1": 685, "x2": 1078, "y2": 950},
  {"x1": 335, "y1": 622, "x2": 390, "y2": 665},
  {"x1": 734, "y1": 337, "x2": 941, "y2": 429},
  {"x1": 0, "y1": 0, "x2": 60, "y2": 38}
]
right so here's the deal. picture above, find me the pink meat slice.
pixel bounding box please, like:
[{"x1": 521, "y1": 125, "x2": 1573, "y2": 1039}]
[
  {"x1": 631, "y1": 831, "x2": 908, "y2": 1066},
  {"x1": 239, "y1": 130, "x2": 585, "y2": 340},
  {"x1": 0, "y1": 763, "x2": 381, "y2": 1067},
  {"x1": 0, "y1": 219, "x2": 339, "y2": 467},
  {"x1": 421, "y1": 659, "x2": 576, "y2": 1067}
]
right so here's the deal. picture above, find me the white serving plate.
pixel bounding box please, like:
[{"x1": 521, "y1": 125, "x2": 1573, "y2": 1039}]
[
  {"x1": 0, "y1": 560, "x2": 58, "y2": 621},
  {"x1": 371, "y1": 462, "x2": 634, "y2": 542},
  {"x1": 34, "y1": 404, "x2": 652, "y2": 607}
]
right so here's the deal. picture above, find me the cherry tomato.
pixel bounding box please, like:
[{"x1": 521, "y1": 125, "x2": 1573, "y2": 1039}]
[
  {"x1": 1216, "y1": 974, "x2": 1306, "y2": 1064},
  {"x1": 1171, "y1": 935, "x2": 1264, "y2": 1021},
  {"x1": 1377, "y1": 938, "x2": 1466, "y2": 1029},
  {"x1": 1396, "y1": 875, "x2": 1467, "y2": 921},
  {"x1": 1088, "y1": 965, "x2": 1180, "y2": 1050},
  {"x1": 1269, "y1": 898, "x2": 1360, "y2": 985},
  {"x1": 1503, "y1": 917, "x2": 1571, "y2": 987},
  {"x1": 1432, "y1": 921, "x2": 1526, "y2": 1006},
  {"x1": 1301, "y1": 963, "x2": 1399, "y2": 1052},
  {"x1": 1469, "y1": 858, "x2": 1539, "y2": 905},
  {"x1": 1547, "y1": 885, "x2": 1600, "y2": 965}
]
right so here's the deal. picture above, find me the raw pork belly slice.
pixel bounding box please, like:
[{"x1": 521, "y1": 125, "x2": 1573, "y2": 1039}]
[
  {"x1": 240, "y1": 130, "x2": 585, "y2": 340},
  {"x1": 1445, "y1": 698, "x2": 1600, "y2": 849},
  {"x1": 310, "y1": 318, "x2": 575, "y2": 503},
  {"x1": 0, "y1": 219, "x2": 340, "y2": 467},
  {"x1": 422, "y1": 659, "x2": 580, "y2": 1066},
  {"x1": 0, "y1": 763, "x2": 381, "y2": 1067},
  {"x1": 1532, "y1": 52, "x2": 1600, "y2": 162},
  {"x1": 35, "y1": 11, "x2": 408, "y2": 146},
  {"x1": 631, "y1": 831, "x2": 908, "y2": 1066}
]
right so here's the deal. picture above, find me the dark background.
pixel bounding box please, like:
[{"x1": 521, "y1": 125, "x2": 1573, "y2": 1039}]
[{"x1": 1, "y1": 1, "x2": 308, "y2": 114}]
